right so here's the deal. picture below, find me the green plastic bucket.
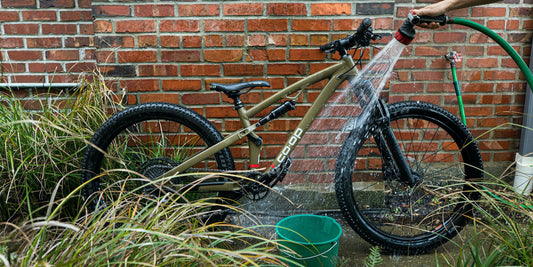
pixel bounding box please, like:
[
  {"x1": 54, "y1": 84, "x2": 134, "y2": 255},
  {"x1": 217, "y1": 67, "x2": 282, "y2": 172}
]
[{"x1": 275, "y1": 214, "x2": 342, "y2": 267}]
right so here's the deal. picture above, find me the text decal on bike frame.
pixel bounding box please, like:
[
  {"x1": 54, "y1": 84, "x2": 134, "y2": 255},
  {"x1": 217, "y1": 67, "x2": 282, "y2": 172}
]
[{"x1": 276, "y1": 127, "x2": 303, "y2": 164}]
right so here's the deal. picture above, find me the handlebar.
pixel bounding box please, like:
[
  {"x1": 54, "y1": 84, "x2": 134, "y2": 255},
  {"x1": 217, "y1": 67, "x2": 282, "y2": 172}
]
[{"x1": 319, "y1": 18, "x2": 381, "y2": 56}]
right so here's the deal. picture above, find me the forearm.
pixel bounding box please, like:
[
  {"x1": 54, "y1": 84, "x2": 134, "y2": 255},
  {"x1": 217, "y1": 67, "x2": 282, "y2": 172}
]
[
  {"x1": 414, "y1": 0, "x2": 501, "y2": 17},
  {"x1": 445, "y1": 0, "x2": 501, "y2": 12}
]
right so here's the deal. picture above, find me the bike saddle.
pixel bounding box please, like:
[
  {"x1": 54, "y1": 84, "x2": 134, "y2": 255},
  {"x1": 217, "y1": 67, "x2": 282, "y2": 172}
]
[{"x1": 210, "y1": 81, "x2": 270, "y2": 96}]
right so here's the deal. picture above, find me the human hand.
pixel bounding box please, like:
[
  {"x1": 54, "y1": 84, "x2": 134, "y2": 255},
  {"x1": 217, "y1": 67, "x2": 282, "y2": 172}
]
[{"x1": 411, "y1": 9, "x2": 444, "y2": 29}]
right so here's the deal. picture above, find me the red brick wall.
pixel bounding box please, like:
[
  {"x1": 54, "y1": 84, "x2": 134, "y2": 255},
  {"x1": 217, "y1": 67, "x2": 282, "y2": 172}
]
[
  {"x1": 1, "y1": 0, "x2": 532, "y2": 183},
  {"x1": 0, "y1": 0, "x2": 95, "y2": 84}
]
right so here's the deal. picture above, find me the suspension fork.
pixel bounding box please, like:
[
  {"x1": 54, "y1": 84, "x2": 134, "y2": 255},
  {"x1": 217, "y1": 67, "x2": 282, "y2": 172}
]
[{"x1": 373, "y1": 99, "x2": 418, "y2": 186}]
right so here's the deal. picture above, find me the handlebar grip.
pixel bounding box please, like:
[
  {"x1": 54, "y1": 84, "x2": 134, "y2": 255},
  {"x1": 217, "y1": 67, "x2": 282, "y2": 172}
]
[
  {"x1": 356, "y1": 18, "x2": 372, "y2": 33},
  {"x1": 319, "y1": 43, "x2": 334, "y2": 51},
  {"x1": 408, "y1": 12, "x2": 448, "y2": 26}
]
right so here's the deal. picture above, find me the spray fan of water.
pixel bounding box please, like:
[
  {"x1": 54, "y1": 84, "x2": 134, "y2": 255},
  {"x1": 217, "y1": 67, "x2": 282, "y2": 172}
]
[{"x1": 286, "y1": 38, "x2": 407, "y2": 186}]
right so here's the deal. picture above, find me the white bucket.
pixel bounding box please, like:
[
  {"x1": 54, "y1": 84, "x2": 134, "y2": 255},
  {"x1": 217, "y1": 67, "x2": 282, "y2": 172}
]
[{"x1": 513, "y1": 153, "x2": 533, "y2": 195}]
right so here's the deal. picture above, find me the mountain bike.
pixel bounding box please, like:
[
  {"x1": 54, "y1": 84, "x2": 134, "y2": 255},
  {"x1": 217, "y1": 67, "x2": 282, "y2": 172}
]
[{"x1": 81, "y1": 18, "x2": 484, "y2": 255}]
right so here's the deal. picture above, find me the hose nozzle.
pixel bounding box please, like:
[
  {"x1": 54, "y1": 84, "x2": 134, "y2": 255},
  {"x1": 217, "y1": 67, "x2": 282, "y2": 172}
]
[{"x1": 395, "y1": 16, "x2": 416, "y2": 45}]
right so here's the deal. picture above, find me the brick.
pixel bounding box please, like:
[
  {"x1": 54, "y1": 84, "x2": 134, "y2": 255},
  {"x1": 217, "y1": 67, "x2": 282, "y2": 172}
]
[
  {"x1": 204, "y1": 50, "x2": 242, "y2": 62},
  {"x1": 116, "y1": 20, "x2": 156, "y2": 33},
  {"x1": 247, "y1": 34, "x2": 266, "y2": 46},
  {"x1": 289, "y1": 49, "x2": 325, "y2": 61},
  {"x1": 39, "y1": 0, "x2": 74, "y2": 8},
  {"x1": 268, "y1": 34, "x2": 287, "y2": 46},
  {"x1": 162, "y1": 80, "x2": 202, "y2": 91},
  {"x1": 96, "y1": 36, "x2": 134, "y2": 48},
  {"x1": 465, "y1": 58, "x2": 498, "y2": 68},
  {"x1": 267, "y1": 49, "x2": 286, "y2": 61},
  {"x1": 508, "y1": 33, "x2": 532, "y2": 43},
  {"x1": 8, "y1": 50, "x2": 42, "y2": 61},
  {"x1": 160, "y1": 35, "x2": 180, "y2": 48},
  {"x1": 181, "y1": 64, "x2": 220, "y2": 77},
  {"x1": 118, "y1": 51, "x2": 157, "y2": 63},
  {"x1": 100, "y1": 65, "x2": 135, "y2": 77},
  {"x1": 1, "y1": 0, "x2": 35, "y2": 8},
  {"x1": 412, "y1": 71, "x2": 445, "y2": 81},
  {"x1": 0, "y1": 11, "x2": 18, "y2": 21},
  {"x1": 462, "y1": 83, "x2": 493, "y2": 92},
  {"x1": 248, "y1": 19, "x2": 288, "y2": 32},
  {"x1": 311, "y1": 3, "x2": 351, "y2": 16},
  {"x1": 22, "y1": 11, "x2": 56, "y2": 21},
  {"x1": 480, "y1": 95, "x2": 512, "y2": 104},
  {"x1": 60, "y1": 10, "x2": 93, "y2": 21},
  {"x1": 92, "y1": 5, "x2": 131, "y2": 17},
  {"x1": 472, "y1": 7, "x2": 506, "y2": 17},
  {"x1": 223, "y1": 3, "x2": 263, "y2": 16},
  {"x1": 134, "y1": 4, "x2": 174, "y2": 17},
  {"x1": 267, "y1": 63, "x2": 306, "y2": 75},
  {"x1": 434, "y1": 32, "x2": 467, "y2": 43},
  {"x1": 267, "y1": 3, "x2": 306, "y2": 16},
  {"x1": 93, "y1": 20, "x2": 112, "y2": 33},
  {"x1": 292, "y1": 19, "x2": 331, "y2": 31},
  {"x1": 160, "y1": 20, "x2": 200, "y2": 32},
  {"x1": 138, "y1": 35, "x2": 158, "y2": 47},
  {"x1": 161, "y1": 50, "x2": 201, "y2": 62},
  {"x1": 224, "y1": 64, "x2": 264, "y2": 76},
  {"x1": 179, "y1": 4, "x2": 219, "y2": 17},
  {"x1": 80, "y1": 24, "x2": 94, "y2": 35},
  {"x1": 96, "y1": 51, "x2": 115, "y2": 63},
  {"x1": 120, "y1": 79, "x2": 159, "y2": 92},
  {"x1": 487, "y1": 19, "x2": 520, "y2": 30},
  {"x1": 46, "y1": 50, "x2": 79, "y2": 60},
  {"x1": 205, "y1": 20, "x2": 245, "y2": 32},
  {"x1": 484, "y1": 70, "x2": 516, "y2": 80},
  {"x1": 356, "y1": 2, "x2": 394, "y2": 15},
  {"x1": 27, "y1": 37, "x2": 62, "y2": 48},
  {"x1": 290, "y1": 34, "x2": 308, "y2": 46},
  {"x1": 205, "y1": 35, "x2": 223, "y2": 47},
  {"x1": 226, "y1": 35, "x2": 245, "y2": 47},
  {"x1": 138, "y1": 65, "x2": 178, "y2": 77},
  {"x1": 0, "y1": 63, "x2": 25, "y2": 73},
  {"x1": 42, "y1": 24, "x2": 77, "y2": 34},
  {"x1": 182, "y1": 36, "x2": 202, "y2": 48},
  {"x1": 0, "y1": 38, "x2": 24, "y2": 48},
  {"x1": 4, "y1": 24, "x2": 39, "y2": 35},
  {"x1": 140, "y1": 93, "x2": 180, "y2": 104},
  {"x1": 182, "y1": 93, "x2": 220, "y2": 105},
  {"x1": 205, "y1": 106, "x2": 239, "y2": 118},
  {"x1": 66, "y1": 62, "x2": 96, "y2": 72},
  {"x1": 414, "y1": 46, "x2": 449, "y2": 56}
]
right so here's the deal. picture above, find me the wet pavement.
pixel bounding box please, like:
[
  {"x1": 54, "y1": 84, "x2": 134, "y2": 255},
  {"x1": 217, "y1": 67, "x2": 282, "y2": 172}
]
[
  {"x1": 228, "y1": 211, "x2": 467, "y2": 267},
  {"x1": 227, "y1": 184, "x2": 476, "y2": 267}
]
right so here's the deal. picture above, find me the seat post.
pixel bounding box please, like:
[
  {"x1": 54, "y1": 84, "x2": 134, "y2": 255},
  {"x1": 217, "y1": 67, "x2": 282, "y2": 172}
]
[{"x1": 229, "y1": 94, "x2": 244, "y2": 110}]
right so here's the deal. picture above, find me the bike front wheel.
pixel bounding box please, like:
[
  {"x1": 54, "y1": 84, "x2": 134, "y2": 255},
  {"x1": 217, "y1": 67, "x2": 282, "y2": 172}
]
[
  {"x1": 81, "y1": 102, "x2": 239, "y2": 219},
  {"x1": 335, "y1": 101, "x2": 483, "y2": 255}
]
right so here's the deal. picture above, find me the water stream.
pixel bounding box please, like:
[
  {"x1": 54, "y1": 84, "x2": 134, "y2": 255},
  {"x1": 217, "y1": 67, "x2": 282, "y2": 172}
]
[
  {"x1": 295, "y1": 38, "x2": 408, "y2": 186},
  {"x1": 242, "y1": 38, "x2": 409, "y2": 214}
]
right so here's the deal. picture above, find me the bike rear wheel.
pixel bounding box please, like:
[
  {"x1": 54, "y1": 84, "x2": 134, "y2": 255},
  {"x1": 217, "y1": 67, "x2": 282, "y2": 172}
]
[
  {"x1": 335, "y1": 101, "x2": 483, "y2": 255},
  {"x1": 81, "y1": 102, "x2": 239, "y2": 220}
]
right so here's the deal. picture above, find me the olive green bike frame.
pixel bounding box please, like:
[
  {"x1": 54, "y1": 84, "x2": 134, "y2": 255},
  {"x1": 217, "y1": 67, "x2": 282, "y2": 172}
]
[{"x1": 161, "y1": 55, "x2": 359, "y2": 185}]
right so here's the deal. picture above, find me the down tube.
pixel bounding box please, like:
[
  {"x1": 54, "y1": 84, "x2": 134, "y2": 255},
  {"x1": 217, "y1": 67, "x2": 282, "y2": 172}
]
[{"x1": 271, "y1": 57, "x2": 355, "y2": 168}]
